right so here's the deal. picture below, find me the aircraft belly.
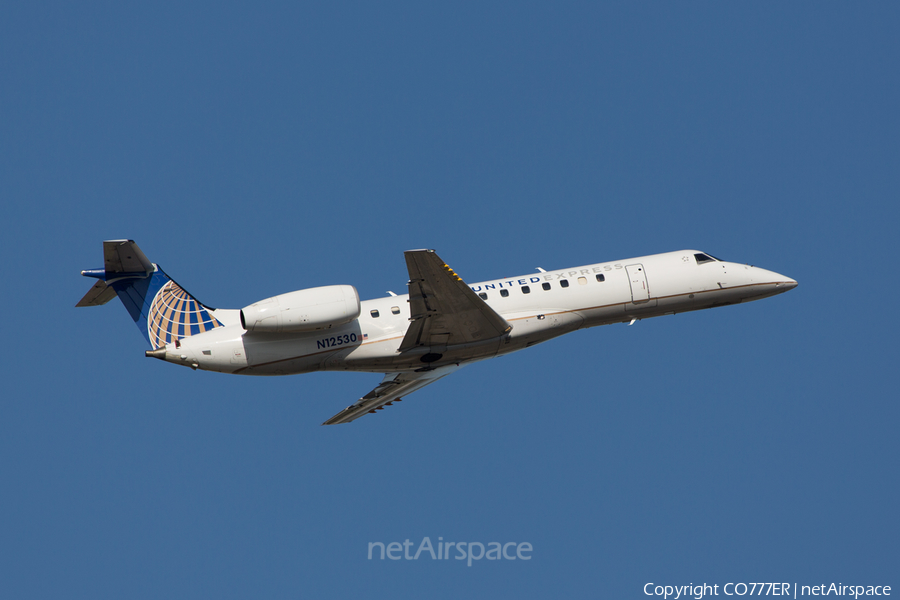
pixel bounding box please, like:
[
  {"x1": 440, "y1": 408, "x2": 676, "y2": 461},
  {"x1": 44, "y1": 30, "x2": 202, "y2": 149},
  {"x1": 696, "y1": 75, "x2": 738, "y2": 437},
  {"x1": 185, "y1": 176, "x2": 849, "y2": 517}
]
[
  {"x1": 235, "y1": 327, "x2": 362, "y2": 375},
  {"x1": 331, "y1": 336, "x2": 404, "y2": 371},
  {"x1": 578, "y1": 303, "x2": 626, "y2": 327},
  {"x1": 703, "y1": 286, "x2": 753, "y2": 307},
  {"x1": 246, "y1": 356, "x2": 323, "y2": 376},
  {"x1": 336, "y1": 336, "x2": 505, "y2": 372},
  {"x1": 237, "y1": 331, "x2": 346, "y2": 375}
]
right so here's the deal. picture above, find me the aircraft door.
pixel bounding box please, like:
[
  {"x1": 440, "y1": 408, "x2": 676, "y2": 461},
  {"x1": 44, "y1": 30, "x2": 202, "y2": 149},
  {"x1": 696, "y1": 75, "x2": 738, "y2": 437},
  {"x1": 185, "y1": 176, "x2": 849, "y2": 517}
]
[{"x1": 625, "y1": 264, "x2": 655, "y2": 308}]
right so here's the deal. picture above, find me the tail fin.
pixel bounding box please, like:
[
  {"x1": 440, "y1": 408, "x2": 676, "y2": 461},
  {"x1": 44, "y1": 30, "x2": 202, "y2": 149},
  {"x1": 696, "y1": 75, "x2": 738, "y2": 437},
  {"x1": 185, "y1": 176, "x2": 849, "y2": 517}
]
[{"x1": 77, "y1": 240, "x2": 223, "y2": 348}]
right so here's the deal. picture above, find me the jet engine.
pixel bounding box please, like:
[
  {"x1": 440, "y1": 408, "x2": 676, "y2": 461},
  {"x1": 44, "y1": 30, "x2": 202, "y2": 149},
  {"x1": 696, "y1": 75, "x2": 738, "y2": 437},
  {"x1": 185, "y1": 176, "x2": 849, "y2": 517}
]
[{"x1": 240, "y1": 285, "x2": 361, "y2": 333}]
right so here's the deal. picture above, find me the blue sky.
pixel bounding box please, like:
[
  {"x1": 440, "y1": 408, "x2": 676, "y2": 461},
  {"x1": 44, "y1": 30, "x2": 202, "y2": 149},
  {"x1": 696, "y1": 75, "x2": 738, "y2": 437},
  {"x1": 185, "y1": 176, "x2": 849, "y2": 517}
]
[{"x1": 1, "y1": 2, "x2": 897, "y2": 598}]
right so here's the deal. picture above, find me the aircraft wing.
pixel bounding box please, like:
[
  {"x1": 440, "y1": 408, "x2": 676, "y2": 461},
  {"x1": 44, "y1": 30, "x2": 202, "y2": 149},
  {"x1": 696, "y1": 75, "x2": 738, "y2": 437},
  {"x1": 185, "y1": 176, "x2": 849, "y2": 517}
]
[
  {"x1": 398, "y1": 249, "x2": 511, "y2": 353},
  {"x1": 322, "y1": 363, "x2": 463, "y2": 425}
]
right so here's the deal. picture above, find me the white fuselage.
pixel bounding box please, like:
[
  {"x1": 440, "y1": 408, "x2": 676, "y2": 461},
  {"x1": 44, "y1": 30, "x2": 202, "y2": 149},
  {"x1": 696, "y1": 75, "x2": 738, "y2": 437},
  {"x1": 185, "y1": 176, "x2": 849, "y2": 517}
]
[{"x1": 161, "y1": 250, "x2": 796, "y2": 376}]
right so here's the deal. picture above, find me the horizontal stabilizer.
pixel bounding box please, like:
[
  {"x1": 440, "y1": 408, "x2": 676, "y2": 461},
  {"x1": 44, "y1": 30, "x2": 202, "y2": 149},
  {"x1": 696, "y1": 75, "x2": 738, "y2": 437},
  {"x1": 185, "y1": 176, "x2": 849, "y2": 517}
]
[
  {"x1": 76, "y1": 279, "x2": 118, "y2": 307},
  {"x1": 103, "y1": 239, "x2": 153, "y2": 275}
]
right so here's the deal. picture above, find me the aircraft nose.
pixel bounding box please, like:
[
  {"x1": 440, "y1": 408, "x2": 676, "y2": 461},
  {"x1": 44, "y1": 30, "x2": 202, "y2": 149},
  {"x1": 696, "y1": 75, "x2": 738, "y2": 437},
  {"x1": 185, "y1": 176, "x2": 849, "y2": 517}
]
[
  {"x1": 769, "y1": 272, "x2": 797, "y2": 293},
  {"x1": 748, "y1": 266, "x2": 797, "y2": 294},
  {"x1": 771, "y1": 270, "x2": 797, "y2": 291}
]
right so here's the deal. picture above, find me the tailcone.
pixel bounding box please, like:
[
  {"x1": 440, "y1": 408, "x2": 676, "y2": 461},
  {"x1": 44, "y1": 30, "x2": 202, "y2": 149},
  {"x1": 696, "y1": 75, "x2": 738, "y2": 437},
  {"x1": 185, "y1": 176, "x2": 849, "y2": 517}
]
[{"x1": 145, "y1": 347, "x2": 167, "y2": 360}]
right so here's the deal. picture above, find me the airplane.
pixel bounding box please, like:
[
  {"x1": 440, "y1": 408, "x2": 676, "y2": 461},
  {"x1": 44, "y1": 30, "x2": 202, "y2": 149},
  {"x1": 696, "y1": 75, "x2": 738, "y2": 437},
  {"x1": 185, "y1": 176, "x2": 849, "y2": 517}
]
[{"x1": 77, "y1": 240, "x2": 797, "y2": 425}]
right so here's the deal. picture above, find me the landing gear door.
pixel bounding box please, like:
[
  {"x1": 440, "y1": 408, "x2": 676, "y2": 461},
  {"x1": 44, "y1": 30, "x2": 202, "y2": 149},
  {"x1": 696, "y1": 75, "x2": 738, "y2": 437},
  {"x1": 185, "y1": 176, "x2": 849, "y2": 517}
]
[{"x1": 625, "y1": 264, "x2": 657, "y2": 310}]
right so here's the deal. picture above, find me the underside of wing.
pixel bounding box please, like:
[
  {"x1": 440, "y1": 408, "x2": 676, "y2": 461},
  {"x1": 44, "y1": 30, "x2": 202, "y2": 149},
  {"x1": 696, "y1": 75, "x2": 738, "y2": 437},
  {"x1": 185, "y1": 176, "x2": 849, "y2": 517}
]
[
  {"x1": 322, "y1": 363, "x2": 463, "y2": 425},
  {"x1": 399, "y1": 250, "x2": 511, "y2": 353}
]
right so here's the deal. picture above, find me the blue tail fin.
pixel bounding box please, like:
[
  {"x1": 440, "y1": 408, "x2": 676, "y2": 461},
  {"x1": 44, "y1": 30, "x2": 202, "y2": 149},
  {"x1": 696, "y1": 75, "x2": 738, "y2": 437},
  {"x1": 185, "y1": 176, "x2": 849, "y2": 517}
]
[{"x1": 77, "y1": 240, "x2": 223, "y2": 348}]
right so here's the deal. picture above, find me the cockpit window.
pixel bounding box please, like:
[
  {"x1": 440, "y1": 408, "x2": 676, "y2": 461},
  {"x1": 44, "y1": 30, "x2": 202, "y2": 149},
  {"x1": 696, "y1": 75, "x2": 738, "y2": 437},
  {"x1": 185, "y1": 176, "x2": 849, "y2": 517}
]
[{"x1": 694, "y1": 253, "x2": 717, "y2": 264}]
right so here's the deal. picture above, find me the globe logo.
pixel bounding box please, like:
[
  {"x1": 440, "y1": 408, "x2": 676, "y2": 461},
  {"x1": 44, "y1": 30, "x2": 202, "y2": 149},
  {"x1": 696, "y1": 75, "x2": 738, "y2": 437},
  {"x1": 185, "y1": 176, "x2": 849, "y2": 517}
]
[{"x1": 147, "y1": 280, "x2": 222, "y2": 349}]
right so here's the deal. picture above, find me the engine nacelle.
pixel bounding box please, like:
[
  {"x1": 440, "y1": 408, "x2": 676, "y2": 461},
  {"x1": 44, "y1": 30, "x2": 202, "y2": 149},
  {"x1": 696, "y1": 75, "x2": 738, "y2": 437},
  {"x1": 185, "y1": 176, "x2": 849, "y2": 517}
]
[{"x1": 240, "y1": 285, "x2": 361, "y2": 333}]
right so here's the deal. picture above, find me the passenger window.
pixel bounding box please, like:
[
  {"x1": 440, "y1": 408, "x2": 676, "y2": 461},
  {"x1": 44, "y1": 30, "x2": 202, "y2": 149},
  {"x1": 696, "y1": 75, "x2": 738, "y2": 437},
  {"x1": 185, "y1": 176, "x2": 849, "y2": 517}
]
[
  {"x1": 560, "y1": 280, "x2": 569, "y2": 288},
  {"x1": 391, "y1": 306, "x2": 400, "y2": 315},
  {"x1": 370, "y1": 309, "x2": 380, "y2": 318},
  {"x1": 479, "y1": 292, "x2": 488, "y2": 300},
  {"x1": 500, "y1": 289, "x2": 509, "y2": 297},
  {"x1": 596, "y1": 274, "x2": 605, "y2": 282},
  {"x1": 542, "y1": 282, "x2": 551, "y2": 291},
  {"x1": 522, "y1": 286, "x2": 530, "y2": 294},
  {"x1": 578, "y1": 277, "x2": 587, "y2": 285}
]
